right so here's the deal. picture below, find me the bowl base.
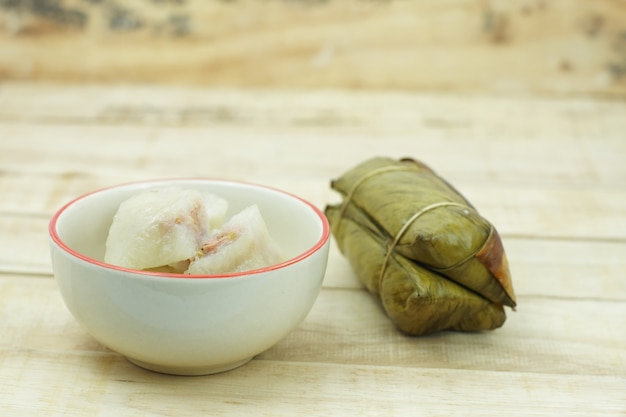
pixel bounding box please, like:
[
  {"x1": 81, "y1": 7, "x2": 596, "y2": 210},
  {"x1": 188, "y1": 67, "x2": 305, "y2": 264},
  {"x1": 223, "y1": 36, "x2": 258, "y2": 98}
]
[{"x1": 126, "y1": 356, "x2": 254, "y2": 376}]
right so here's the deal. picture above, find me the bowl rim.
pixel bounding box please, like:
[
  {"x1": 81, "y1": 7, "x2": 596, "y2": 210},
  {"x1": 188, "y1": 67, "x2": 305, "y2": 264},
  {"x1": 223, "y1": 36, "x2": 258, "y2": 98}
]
[{"x1": 49, "y1": 178, "x2": 330, "y2": 280}]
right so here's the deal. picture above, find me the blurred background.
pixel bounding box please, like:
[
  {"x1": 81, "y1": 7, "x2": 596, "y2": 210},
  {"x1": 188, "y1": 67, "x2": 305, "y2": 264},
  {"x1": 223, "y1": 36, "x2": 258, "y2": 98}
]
[{"x1": 1, "y1": 0, "x2": 625, "y2": 97}]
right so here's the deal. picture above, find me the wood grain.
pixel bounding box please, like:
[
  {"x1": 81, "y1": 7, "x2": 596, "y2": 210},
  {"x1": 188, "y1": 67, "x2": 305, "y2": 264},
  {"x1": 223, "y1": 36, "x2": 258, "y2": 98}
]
[
  {"x1": 0, "y1": 83, "x2": 625, "y2": 416},
  {"x1": 1, "y1": 84, "x2": 625, "y2": 188},
  {"x1": 0, "y1": 1, "x2": 625, "y2": 96},
  {"x1": 1, "y1": 276, "x2": 624, "y2": 416}
]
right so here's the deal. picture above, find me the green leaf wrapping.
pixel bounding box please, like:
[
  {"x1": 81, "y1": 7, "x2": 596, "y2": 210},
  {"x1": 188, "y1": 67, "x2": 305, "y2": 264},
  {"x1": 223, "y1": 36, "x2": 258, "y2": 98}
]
[{"x1": 326, "y1": 157, "x2": 515, "y2": 335}]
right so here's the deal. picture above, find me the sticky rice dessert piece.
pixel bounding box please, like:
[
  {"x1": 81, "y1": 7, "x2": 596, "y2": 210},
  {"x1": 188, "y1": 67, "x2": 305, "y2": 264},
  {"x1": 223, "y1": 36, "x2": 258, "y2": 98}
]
[
  {"x1": 104, "y1": 187, "x2": 228, "y2": 270},
  {"x1": 186, "y1": 204, "x2": 284, "y2": 275}
]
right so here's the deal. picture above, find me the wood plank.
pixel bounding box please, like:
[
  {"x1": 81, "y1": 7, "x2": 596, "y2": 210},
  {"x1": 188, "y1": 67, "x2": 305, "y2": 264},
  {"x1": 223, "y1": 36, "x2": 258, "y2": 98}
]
[
  {"x1": 2, "y1": 356, "x2": 624, "y2": 417},
  {"x1": 0, "y1": 1, "x2": 625, "y2": 96},
  {"x1": 2, "y1": 135, "x2": 625, "y2": 239},
  {"x1": 2, "y1": 212, "x2": 626, "y2": 300},
  {"x1": 264, "y1": 290, "x2": 626, "y2": 375},
  {"x1": 3, "y1": 84, "x2": 626, "y2": 142},
  {"x1": 1, "y1": 275, "x2": 625, "y2": 376},
  {"x1": 1, "y1": 122, "x2": 625, "y2": 193},
  {"x1": 1, "y1": 276, "x2": 624, "y2": 416},
  {"x1": 2, "y1": 353, "x2": 624, "y2": 417},
  {"x1": 2, "y1": 165, "x2": 626, "y2": 239},
  {"x1": 1, "y1": 85, "x2": 625, "y2": 189}
]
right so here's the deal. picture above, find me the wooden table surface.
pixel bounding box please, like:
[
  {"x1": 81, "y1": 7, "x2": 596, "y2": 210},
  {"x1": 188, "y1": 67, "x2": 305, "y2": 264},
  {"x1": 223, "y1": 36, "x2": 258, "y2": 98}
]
[{"x1": 1, "y1": 83, "x2": 625, "y2": 416}]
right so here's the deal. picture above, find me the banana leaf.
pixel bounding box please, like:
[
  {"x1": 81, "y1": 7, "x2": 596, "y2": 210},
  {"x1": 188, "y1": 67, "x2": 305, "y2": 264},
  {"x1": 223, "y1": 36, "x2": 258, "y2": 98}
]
[{"x1": 326, "y1": 157, "x2": 515, "y2": 335}]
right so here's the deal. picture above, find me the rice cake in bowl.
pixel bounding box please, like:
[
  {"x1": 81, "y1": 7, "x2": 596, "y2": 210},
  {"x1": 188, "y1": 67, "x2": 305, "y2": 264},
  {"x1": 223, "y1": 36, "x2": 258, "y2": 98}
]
[{"x1": 49, "y1": 179, "x2": 330, "y2": 375}]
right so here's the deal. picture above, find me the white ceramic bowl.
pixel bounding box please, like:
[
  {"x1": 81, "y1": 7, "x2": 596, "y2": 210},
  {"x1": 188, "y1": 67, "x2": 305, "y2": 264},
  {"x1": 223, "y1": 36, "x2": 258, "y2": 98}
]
[{"x1": 49, "y1": 179, "x2": 330, "y2": 375}]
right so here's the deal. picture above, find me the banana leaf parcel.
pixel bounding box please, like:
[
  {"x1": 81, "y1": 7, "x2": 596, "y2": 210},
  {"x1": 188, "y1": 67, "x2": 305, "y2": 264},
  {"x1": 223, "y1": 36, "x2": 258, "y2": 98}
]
[{"x1": 325, "y1": 157, "x2": 516, "y2": 336}]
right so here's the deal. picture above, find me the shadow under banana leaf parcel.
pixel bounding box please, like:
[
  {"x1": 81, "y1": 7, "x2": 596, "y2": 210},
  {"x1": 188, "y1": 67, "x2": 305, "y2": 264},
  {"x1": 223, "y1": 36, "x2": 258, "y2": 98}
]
[{"x1": 325, "y1": 157, "x2": 516, "y2": 336}]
